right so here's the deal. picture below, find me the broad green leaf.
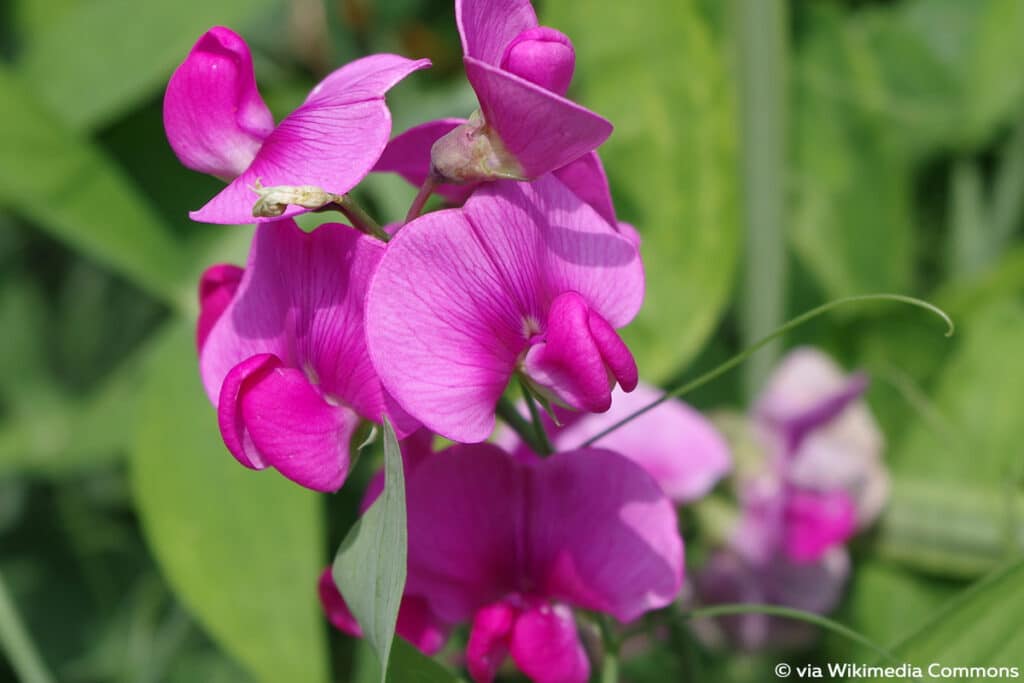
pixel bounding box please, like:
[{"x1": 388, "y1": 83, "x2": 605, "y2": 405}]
[
  {"x1": 132, "y1": 323, "x2": 327, "y2": 683},
  {"x1": 333, "y1": 419, "x2": 407, "y2": 682},
  {"x1": 887, "y1": 559, "x2": 1024, "y2": 677},
  {"x1": 792, "y1": 9, "x2": 914, "y2": 297},
  {"x1": 17, "y1": 0, "x2": 282, "y2": 132},
  {"x1": 876, "y1": 478, "x2": 1024, "y2": 579},
  {"x1": 0, "y1": 66, "x2": 189, "y2": 308},
  {"x1": 834, "y1": 561, "x2": 959, "y2": 663},
  {"x1": 892, "y1": 298, "x2": 1024, "y2": 483},
  {"x1": 544, "y1": 0, "x2": 739, "y2": 379}
]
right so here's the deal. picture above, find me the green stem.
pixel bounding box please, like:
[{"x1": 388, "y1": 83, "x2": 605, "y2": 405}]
[
  {"x1": 0, "y1": 570, "x2": 56, "y2": 683},
  {"x1": 518, "y1": 377, "x2": 554, "y2": 456},
  {"x1": 338, "y1": 195, "x2": 390, "y2": 242},
  {"x1": 598, "y1": 616, "x2": 619, "y2": 683},
  {"x1": 685, "y1": 604, "x2": 916, "y2": 679},
  {"x1": 579, "y1": 294, "x2": 953, "y2": 448},
  {"x1": 736, "y1": 0, "x2": 788, "y2": 398},
  {"x1": 404, "y1": 175, "x2": 437, "y2": 224},
  {"x1": 496, "y1": 396, "x2": 549, "y2": 456}
]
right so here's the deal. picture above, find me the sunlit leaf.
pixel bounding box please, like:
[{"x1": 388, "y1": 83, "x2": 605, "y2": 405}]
[
  {"x1": 132, "y1": 323, "x2": 327, "y2": 683},
  {"x1": 332, "y1": 419, "x2": 407, "y2": 683}
]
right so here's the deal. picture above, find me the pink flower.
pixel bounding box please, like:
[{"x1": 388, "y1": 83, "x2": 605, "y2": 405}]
[
  {"x1": 163, "y1": 26, "x2": 429, "y2": 224},
  {"x1": 365, "y1": 175, "x2": 644, "y2": 442},
  {"x1": 403, "y1": 444, "x2": 683, "y2": 683},
  {"x1": 428, "y1": 0, "x2": 612, "y2": 182},
  {"x1": 498, "y1": 383, "x2": 732, "y2": 504},
  {"x1": 197, "y1": 219, "x2": 417, "y2": 492}
]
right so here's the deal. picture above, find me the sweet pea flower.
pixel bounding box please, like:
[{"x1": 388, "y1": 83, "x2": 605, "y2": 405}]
[
  {"x1": 428, "y1": 0, "x2": 612, "y2": 182},
  {"x1": 695, "y1": 349, "x2": 888, "y2": 650},
  {"x1": 755, "y1": 347, "x2": 889, "y2": 527},
  {"x1": 365, "y1": 174, "x2": 644, "y2": 443},
  {"x1": 197, "y1": 219, "x2": 417, "y2": 492},
  {"x1": 408, "y1": 444, "x2": 682, "y2": 682},
  {"x1": 164, "y1": 26, "x2": 429, "y2": 224},
  {"x1": 498, "y1": 383, "x2": 732, "y2": 504}
]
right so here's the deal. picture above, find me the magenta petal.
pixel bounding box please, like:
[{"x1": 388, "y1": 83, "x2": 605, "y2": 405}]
[
  {"x1": 201, "y1": 219, "x2": 417, "y2": 437},
  {"x1": 464, "y1": 57, "x2": 612, "y2": 179},
  {"x1": 191, "y1": 54, "x2": 430, "y2": 224},
  {"x1": 588, "y1": 308, "x2": 638, "y2": 392},
  {"x1": 500, "y1": 27, "x2": 575, "y2": 96},
  {"x1": 782, "y1": 490, "x2": 857, "y2": 563},
  {"x1": 405, "y1": 444, "x2": 524, "y2": 621},
  {"x1": 373, "y1": 119, "x2": 477, "y2": 204},
  {"x1": 510, "y1": 604, "x2": 590, "y2": 683},
  {"x1": 523, "y1": 292, "x2": 622, "y2": 413},
  {"x1": 530, "y1": 449, "x2": 684, "y2": 623},
  {"x1": 366, "y1": 176, "x2": 642, "y2": 442},
  {"x1": 236, "y1": 356, "x2": 358, "y2": 492},
  {"x1": 196, "y1": 263, "x2": 243, "y2": 351},
  {"x1": 319, "y1": 567, "x2": 362, "y2": 637},
  {"x1": 163, "y1": 27, "x2": 274, "y2": 180},
  {"x1": 556, "y1": 384, "x2": 732, "y2": 503},
  {"x1": 457, "y1": 0, "x2": 538, "y2": 65},
  {"x1": 217, "y1": 354, "x2": 275, "y2": 470},
  {"x1": 552, "y1": 152, "x2": 617, "y2": 226},
  {"x1": 466, "y1": 601, "x2": 518, "y2": 683}
]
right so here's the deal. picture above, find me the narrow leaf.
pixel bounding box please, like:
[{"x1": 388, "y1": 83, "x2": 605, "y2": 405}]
[{"x1": 333, "y1": 418, "x2": 407, "y2": 682}]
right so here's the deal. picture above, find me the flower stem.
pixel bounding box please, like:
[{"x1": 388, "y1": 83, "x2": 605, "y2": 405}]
[
  {"x1": 598, "y1": 616, "x2": 620, "y2": 683},
  {"x1": 337, "y1": 195, "x2": 390, "y2": 242},
  {"x1": 496, "y1": 396, "x2": 548, "y2": 456},
  {"x1": 0, "y1": 570, "x2": 56, "y2": 683},
  {"x1": 404, "y1": 175, "x2": 437, "y2": 224},
  {"x1": 518, "y1": 377, "x2": 554, "y2": 456}
]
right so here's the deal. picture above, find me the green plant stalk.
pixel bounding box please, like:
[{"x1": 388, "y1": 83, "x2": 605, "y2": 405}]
[
  {"x1": 736, "y1": 0, "x2": 788, "y2": 398},
  {"x1": 0, "y1": 570, "x2": 56, "y2": 683},
  {"x1": 685, "y1": 603, "x2": 916, "y2": 679},
  {"x1": 338, "y1": 195, "x2": 390, "y2": 242},
  {"x1": 598, "y1": 616, "x2": 619, "y2": 683},
  {"x1": 496, "y1": 396, "x2": 550, "y2": 456},
  {"x1": 580, "y1": 294, "x2": 953, "y2": 448}
]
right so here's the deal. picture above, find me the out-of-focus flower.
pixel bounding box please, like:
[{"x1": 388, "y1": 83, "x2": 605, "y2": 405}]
[
  {"x1": 163, "y1": 26, "x2": 429, "y2": 224},
  {"x1": 416, "y1": 444, "x2": 681, "y2": 682},
  {"x1": 695, "y1": 348, "x2": 887, "y2": 650},
  {"x1": 499, "y1": 383, "x2": 732, "y2": 504},
  {"x1": 366, "y1": 175, "x2": 643, "y2": 443},
  {"x1": 198, "y1": 220, "x2": 417, "y2": 492},
  {"x1": 428, "y1": 0, "x2": 612, "y2": 183}
]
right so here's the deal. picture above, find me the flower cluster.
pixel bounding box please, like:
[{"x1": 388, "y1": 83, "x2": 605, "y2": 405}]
[
  {"x1": 695, "y1": 348, "x2": 888, "y2": 650},
  {"x1": 165, "y1": 0, "x2": 888, "y2": 677}
]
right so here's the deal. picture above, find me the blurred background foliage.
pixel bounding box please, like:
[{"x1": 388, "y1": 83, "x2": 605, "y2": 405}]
[{"x1": 0, "y1": 0, "x2": 1022, "y2": 681}]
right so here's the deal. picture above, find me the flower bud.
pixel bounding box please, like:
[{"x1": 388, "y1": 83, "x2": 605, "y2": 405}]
[
  {"x1": 500, "y1": 27, "x2": 575, "y2": 96},
  {"x1": 429, "y1": 110, "x2": 526, "y2": 183}
]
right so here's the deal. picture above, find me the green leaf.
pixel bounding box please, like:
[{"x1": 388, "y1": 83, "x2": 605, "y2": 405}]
[
  {"x1": 792, "y1": 9, "x2": 914, "y2": 297},
  {"x1": 0, "y1": 66, "x2": 190, "y2": 308},
  {"x1": 543, "y1": 0, "x2": 739, "y2": 379},
  {"x1": 131, "y1": 322, "x2": 328, "y2": 683},
  {"x1": 353, "y1": 639, "x2": 462, "y2": 683},
  {"x1": 16, "y1": 0, "x2": 282, "y2": 132},
  {"x1": 888, "y1": 559, "x2": 1024, "y2": 677},
  {"x1": 332, "y1": 418, "x2": 407, "y2": 683},
  {"x1": 876, "y1": 478, "x2": 1024, "y2": 579}
]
